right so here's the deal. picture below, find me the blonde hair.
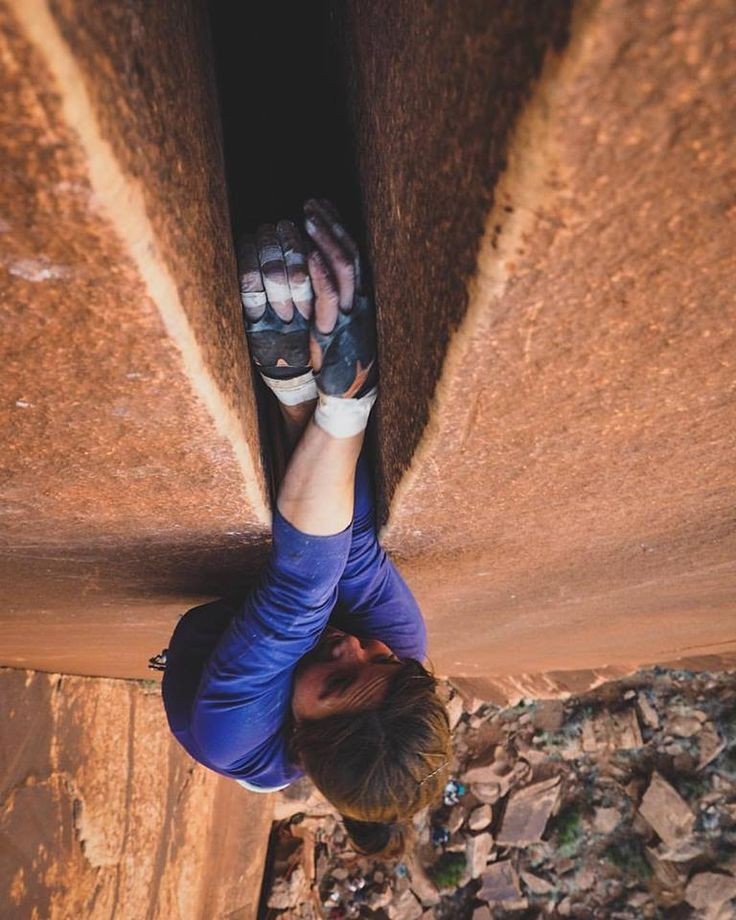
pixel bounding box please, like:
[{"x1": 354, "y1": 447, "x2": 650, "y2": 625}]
[{"x1": 290, "y1": 659, "x2": 451, "y2": 857}]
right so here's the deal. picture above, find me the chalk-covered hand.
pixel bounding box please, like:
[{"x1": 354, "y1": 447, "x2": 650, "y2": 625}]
[
  {"x1": 303, "y1": 199, "x2": 378, "y2": 400},
  {"x1": 237, "y1": 221, "x2": 318, "y2": 406}
]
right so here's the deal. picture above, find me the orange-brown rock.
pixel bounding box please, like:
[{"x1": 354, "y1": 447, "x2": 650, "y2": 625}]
[
  {"x1": 341, "y1": 0, "x2": 736, "y2": 679},
  {"x1": 1, "y1": 0, "x2": 733, "y2": 689},
  {"x1": 1, "y1": 1, "x2": 735, "y2": 917},
  {"x1": 0, "y1": 0, "x2": 268, "y2": 679},
  {"x1": 0, "y1": 667, "x2": 273, "y2": 919}
]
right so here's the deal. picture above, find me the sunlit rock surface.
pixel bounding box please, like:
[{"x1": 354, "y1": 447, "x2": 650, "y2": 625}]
[
  {"x1": 341, "y1": 0, "x2": 736, "y2": 678},
  {"x1": 0, "y1": 668, "x2": 272, "y2": 919},
  {"x1": 1, "y1": 1, "x2": 735, "y2": 916},
  {"x1": 0, "y1": 0, "x2": 269, "y2": 679}
]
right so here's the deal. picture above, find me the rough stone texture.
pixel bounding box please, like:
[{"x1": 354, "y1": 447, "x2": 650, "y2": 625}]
[
  {"x1": 343, "y1": 0, "x2": 736, "y2": 678},
  {"x1": 639, "y1": 771, "x2": 696, "y2": 848},
  {"x1": 2, "y1": 0, "x2": 733, "y2": 688},
  {"x1": 0, "y1": 668, "x2": 273, "y2": 919},
  {"x1": 339, "y1": 0, "x2": 574, "y2": 507},
  {"x1": 0, "y1": 0, "x2": 268, "y2": 678}
]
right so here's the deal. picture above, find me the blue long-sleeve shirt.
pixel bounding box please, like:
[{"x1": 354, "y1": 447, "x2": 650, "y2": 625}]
[{"x1": 162, "y1": 456, "x2": 426, "y2": 791}]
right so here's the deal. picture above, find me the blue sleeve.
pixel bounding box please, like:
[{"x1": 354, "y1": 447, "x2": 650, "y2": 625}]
[
  {"x1": 333, "y1": 455, "x2": 427, "y2": 661},
  {"x1": 188, "y1": 510, "x2": 352, "y2": 775}
]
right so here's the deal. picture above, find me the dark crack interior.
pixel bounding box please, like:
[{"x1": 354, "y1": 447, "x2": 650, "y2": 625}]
[{"x1": 208, "y1": 1, "x2": 360, "y2": 241}]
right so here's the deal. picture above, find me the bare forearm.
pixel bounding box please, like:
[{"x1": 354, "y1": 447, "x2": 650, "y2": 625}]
[
  {"x1": 279, "y1": 399, "x2": 316, "y2": 453},
  {"x1": 277, "y1": 420, "x2": 363, "y2": 535}
]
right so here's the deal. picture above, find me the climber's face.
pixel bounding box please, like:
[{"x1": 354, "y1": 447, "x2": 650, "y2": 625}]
[{"x1": 291, "y1": 627, "x2": 401, "y2": 721}]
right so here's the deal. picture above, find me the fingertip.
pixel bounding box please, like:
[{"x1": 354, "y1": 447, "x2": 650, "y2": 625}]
[
  {"x1": 319, "y1": 198, "x2": 340, "y2": 217},
  {"x1": 272, "y1": 301, "x2": 295, "y2": 323},
  {"x1": 241, "y1": 289, "x2": 267, "y2": 322},
  {"x1": 276, "y1": 218, "x2": 296, "y2": 236},
  {"x1": 295, "y1": 298, "x2": 314, "y2": 322}
]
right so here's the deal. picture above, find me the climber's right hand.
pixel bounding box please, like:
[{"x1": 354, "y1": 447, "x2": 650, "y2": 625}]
[{"x1": 303, "y1": 199, "x2": 378, "y2": 400}]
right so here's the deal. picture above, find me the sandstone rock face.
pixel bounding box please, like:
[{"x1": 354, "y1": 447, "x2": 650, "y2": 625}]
[
  {"x1": 1, "y1": 1, "x2": 735, "y2": 917},
  {"x1": 342, "y1": 0, "x2": 736, "y2": 678},
  {"x1": 0, "y1": 0, "x2": 734, "y2": 798},
  {"x1": 0, "y1": 0, "x2": 268, "y2": 678},
  {"x1": 339, "y1": 0, "x2": 574, "y2": 507},
  {"x1": 1, "y1": 0, "x2": 733, "y2": 686},
  {"x1": 0, "y1": 668, "x2": 273, "y2": 919}
]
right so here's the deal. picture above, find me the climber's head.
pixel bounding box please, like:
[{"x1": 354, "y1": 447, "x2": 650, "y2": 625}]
[
  {"x1": 291, "y1": 627, "x2": 402, "y2": 721},
  {"x1": 290, "y1": 634, "x2": 451, "y2": 858}
]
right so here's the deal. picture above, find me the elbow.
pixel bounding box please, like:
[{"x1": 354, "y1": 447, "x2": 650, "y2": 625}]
[
  {"x1": 192, "y1": 730, "x2": 235, "y2": 772},
  {"x1": 190, "y1": 703, "x2": 236, "y2": 772}
]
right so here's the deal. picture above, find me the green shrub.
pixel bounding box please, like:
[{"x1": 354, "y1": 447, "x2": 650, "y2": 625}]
[
  {"x1": 604, "y1": 838, "x2": 652, "y2": 881},
  {"x1": 429, "y1": 852, "x2": 467, "y2": 889},
  {"x1": 552, "y1": 804, "x2": 585, "y2": 857}
]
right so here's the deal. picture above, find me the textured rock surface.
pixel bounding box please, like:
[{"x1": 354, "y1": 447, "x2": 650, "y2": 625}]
[
  {"x1": 1, "y1": 0, "x2": 733, "y2": 686},
  {"x1": 2, "y1": 1, "x2": 735, "y2": 917},
  {"x1": 0, "y1": 0, "x2": 268, "y2": 678},
  {"x1": 341, "y1": 0, "x2": 736, "y2": 677},
  {"x1": 0, "y1": 668, "x2": 273, "y2": 919},
  {"x1": 339, "y1": 0, "x2": 574, "y2": 506},
  {"x1": 277, "y1": 666, "x2": 736, "y2": 918}
]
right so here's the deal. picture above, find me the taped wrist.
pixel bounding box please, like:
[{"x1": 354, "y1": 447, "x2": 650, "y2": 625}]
[
  {"x1": 260, "y1": 369, "x2": 318, "y2": 406},
  {"x1": 313, "y1": 387, "x2": 377, "y2": 438}
]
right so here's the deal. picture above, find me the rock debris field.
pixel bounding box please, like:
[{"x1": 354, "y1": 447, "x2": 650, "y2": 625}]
[{"x1": 263, "y1": 666, "x2": 736, "y2": 919}]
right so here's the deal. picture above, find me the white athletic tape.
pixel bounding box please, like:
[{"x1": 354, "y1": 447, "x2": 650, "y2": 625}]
[
  {"x1": 290, "y1": 278, "x2": 313, "y2": 302},
  {"x1": 313, "y1": 387, "x2": 378, "y2": 438},
  {"x1": 259, "y1": 243, "x2": 282, "y2": 263},
  {"x1": 242, "y1": 290, "x2": 267, "y2": 308},
  {"x1": 261, "y1": 370, "x2": 318, "y2": 406},
  {"x1": 263, "y1": 277, "x2": 292, "y2": 305}
]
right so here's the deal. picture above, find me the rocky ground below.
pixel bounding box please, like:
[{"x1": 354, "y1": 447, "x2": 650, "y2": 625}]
[{"x1": 261, "y1": 665, "x2": 736, "y2": 919}]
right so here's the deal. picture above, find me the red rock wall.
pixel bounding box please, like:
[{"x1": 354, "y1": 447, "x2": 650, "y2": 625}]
[
  {"x1": 337, "y1": 0, "x2": 574, "y2": 508},
  {"x1": 0, "y1": 0, "x2": 733, "y2": 736},
  {"x1": 0, "y1": 668, "x2": 272, "y2": 919},
  {"x1": 0, "y1": 0, "x2": 269, "y2": 678},
  {"x1": 2, "y1": 1, "x2": 735, "y2": 916},
  {"x1": 340, "y1": 0, "x2": 736, "y2": 678}
]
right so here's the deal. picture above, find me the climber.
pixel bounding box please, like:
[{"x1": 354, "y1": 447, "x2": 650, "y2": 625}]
[{"x1": 160, "y1": 199, "x2": 451, "y2": 857}]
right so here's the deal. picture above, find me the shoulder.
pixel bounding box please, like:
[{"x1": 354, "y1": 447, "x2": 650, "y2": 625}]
[{"x1": 168, "y1": 598, "x2": 239, "y2": 647}]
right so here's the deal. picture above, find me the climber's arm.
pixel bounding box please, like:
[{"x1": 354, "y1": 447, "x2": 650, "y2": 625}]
[
  {"x1": 276, "y1": 415, "x2": 363, "y2": 535},
  {"x1": 272, "y1": 402, "x2": 428, "y2": 662},
  {"x1": 332, "y1": 454, "x2": 427, "y2": 660}
]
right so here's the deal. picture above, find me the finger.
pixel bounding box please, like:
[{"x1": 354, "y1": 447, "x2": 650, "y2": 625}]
[
  {"x1": 304, "y1": 201, "x2": 355, "y2": 311},
  {"x1": 316, "y1": 199, "x2": 358, "y2": 259},
  {"x1": 257, "y1": 223, "x2": 294, "y2": 321},
  {"x1": 314, "y1": 198, "x2": 363, "y2": 293},
  {"x1": 277, "y1": 219, "x2": 313, "y2": 321},
  {"x1": 308, "y1": 249, "x2": 339, "y2": 342},
  {"x1": 236, "y1": 235, "x2": 267, "y2": 322}
]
